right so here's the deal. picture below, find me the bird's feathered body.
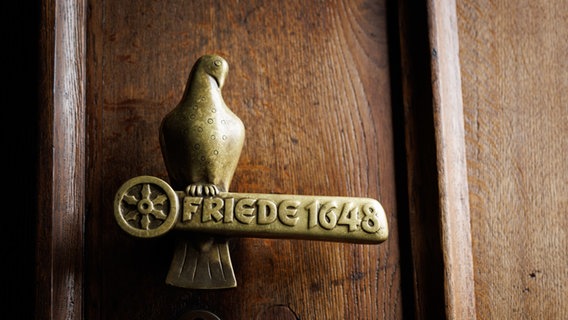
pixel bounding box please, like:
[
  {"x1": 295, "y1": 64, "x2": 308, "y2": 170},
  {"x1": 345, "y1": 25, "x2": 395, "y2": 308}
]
[
  {"x1": 159, "y1": 54, "x2": 244, "y2": 289},
  {"x1": 159, "y1": 54, "x2": 245, "y2": 194}
]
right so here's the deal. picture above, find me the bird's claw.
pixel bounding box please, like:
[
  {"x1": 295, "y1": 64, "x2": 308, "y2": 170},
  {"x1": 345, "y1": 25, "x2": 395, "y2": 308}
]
[{"x1": 186, "y1": 183, "x2": 220, "y2": 197}]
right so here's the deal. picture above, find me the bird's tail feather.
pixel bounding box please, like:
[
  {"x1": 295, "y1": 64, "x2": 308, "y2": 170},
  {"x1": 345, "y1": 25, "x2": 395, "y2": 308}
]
[{"x1": 166, "y1": 236, "x2": 236, "y2": 289}]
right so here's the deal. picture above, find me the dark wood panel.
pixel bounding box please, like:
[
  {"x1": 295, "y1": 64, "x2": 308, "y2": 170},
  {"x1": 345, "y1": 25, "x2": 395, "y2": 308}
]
[
  {"x1": 35, "y1": 0, "x2": 87, "y2": 319},
  {"x1": 86, "y1": 1, "x2": 403, "y2": 319},
  {"x1": 398, "y1": 1, "x2": 446, "y2": 317}
]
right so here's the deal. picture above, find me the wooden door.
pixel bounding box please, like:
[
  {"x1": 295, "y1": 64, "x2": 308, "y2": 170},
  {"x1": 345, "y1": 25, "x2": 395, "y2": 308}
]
[
  {"x1": 87, "y1": 1, "x2": 401, "y2": 319},
  {"x1": 33, "y1": 0, "x2": 476, "y2": 319}
]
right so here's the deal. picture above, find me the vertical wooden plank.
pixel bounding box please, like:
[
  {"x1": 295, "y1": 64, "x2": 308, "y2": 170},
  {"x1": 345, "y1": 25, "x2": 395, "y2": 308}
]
[
  {"x1": 36, "y1": 0, "x2": 87, "y2": 319},
  {"x1": 398, "y1": 0, "x2": 476, "y2": 318},
  {"x1": 457, "y1": 0, "x2": 568, "y2": 318},
  {"x1": 427, "y1": 0, "x2": 476, "y2": 319}
]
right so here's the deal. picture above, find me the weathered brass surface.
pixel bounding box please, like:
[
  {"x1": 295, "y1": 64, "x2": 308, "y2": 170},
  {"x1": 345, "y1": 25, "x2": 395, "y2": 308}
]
[
  {"x1": 114, "y1": 175, "x2": 180, "y2": 238},
  {"x1": 159, "y1": 54, "x2": 244, "y2": 289},
  {"x1": 159, "y1": 54, "x2": 244, "y2": 195},
  {"x1": 113, "y1": 54, "x2": 389, "y2": 290},
  {"x1": 114, "y1": 176, "x2": 388, "y2": 243}
]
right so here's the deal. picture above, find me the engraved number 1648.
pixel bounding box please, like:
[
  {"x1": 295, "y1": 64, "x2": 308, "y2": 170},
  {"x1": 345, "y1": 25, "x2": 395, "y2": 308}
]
[{"x1": 305, "y1": 201, "x2": 381, "y2": 234}]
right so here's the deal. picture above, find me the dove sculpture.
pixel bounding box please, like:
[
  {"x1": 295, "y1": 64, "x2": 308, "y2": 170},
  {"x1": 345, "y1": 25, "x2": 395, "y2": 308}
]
[{"x1": 159, "y1": 54, "x2": 245, "y2": 289}]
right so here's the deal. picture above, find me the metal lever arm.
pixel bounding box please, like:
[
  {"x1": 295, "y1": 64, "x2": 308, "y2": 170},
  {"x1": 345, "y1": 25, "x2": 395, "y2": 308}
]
[{"x1": 114, "y1": 175, "x2": 388, "y2": 243}]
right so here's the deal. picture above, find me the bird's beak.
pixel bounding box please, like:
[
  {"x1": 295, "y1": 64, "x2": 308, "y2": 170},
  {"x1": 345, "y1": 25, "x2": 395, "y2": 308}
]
[{"x1": 215, "y1": 73, "x2": 226, "y2": 89}]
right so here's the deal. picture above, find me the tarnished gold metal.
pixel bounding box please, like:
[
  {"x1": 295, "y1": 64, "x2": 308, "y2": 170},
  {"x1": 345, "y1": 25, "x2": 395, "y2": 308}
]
[
  {"x1": 160, "y1": 54, "x2": 244, "y2": 289},
  {"x1": 113, "y1": 54, "x2": 389, "y2": 290},
  {"x1": 115, "y1": 175, "x2": 388, "y2": 243}
]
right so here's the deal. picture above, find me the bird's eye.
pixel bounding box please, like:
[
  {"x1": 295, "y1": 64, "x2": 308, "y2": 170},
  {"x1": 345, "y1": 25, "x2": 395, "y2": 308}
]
[{"x1": 214, "y1": 60, "x2": 222, "y2": 67}]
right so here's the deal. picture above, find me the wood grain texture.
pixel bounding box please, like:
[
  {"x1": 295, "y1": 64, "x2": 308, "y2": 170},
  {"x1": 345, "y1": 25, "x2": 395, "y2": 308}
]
[
  {"x1": 85, "y1": 1, "x2": 404, "y2": 319},
  {"x1": 36, "y1": 0, "x2": 87, "y2": 319},
  {"x1": 457, "y1": 0, "x2": 568, "y2": 319},
  {"x1": 427, "y1": 1, "x2": 476, "y2": 318},
  {"x1": 398, "y1": 1, "x2": 476, "y2": 318}
]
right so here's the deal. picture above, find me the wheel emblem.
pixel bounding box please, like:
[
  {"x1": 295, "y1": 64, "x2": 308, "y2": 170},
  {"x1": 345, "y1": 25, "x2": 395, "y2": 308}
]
[{"x1": 114, "y1": 176, "x2": 179, "y2": 238}]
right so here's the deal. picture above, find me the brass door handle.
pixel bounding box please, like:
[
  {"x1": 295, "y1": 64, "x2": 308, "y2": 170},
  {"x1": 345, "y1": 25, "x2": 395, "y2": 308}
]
[
  {"x1": 113, "y1": 54, "x2": 388, "y2": 290},
  {"x1": 115, "y1": 176, "x2": 387, "y2": 242}
]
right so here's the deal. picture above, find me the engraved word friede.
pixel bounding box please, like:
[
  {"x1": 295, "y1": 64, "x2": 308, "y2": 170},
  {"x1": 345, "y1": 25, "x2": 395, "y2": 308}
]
[{"x1": 113, "y1": 54, "x2": 389, "y2": 290}]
